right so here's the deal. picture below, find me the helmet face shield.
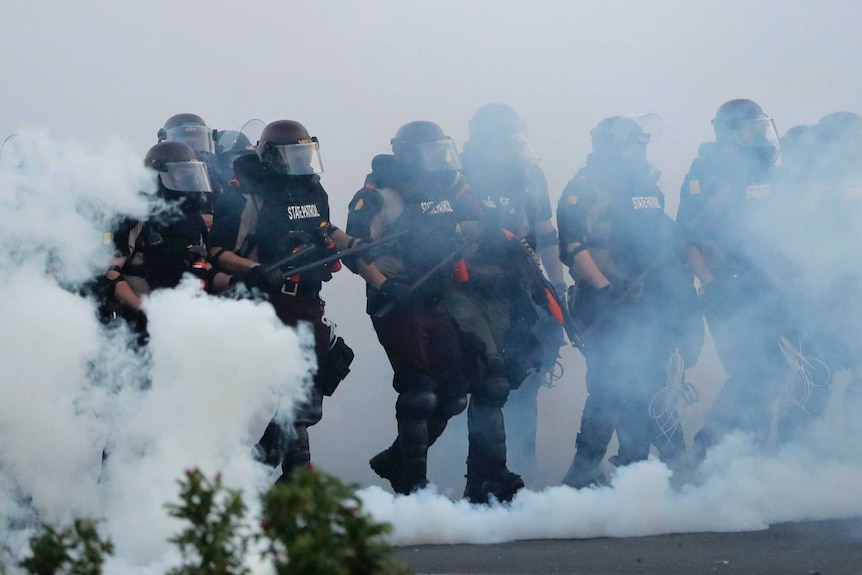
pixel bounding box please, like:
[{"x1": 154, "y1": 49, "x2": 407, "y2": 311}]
[
  {"x1": 411, "y1": 139, "x2": 463, "y2": 172},
  {"x1": 164, "y1": 125, "x2": 215, "y2": 154},
  {"x1": 158, "y1": 160, "x2": 213, "y2": 193},
  {"x1": 265, "y1": 142, "x2": 324, "y2": 175},
  {"x1": 731, "y1": 118, "x2": 780, "y2": 150}
]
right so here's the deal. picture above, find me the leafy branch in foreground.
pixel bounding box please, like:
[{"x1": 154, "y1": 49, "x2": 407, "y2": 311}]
[
  {"x1": 14, "y1": 467, "x2": 410, "y2": 575},
  {"x1": 18, "y1": 518, "x2": 113, "y2": 575},
  {"x1": 165, "y1": 469, "x2": 251, "y2": 575},
  {"x1": 260, "y1": 468, "x2": 410, "y2": 575}
]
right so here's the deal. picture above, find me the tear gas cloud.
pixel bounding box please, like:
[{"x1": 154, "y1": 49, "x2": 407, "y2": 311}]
[
  {"x1": 0, "y1": 135, "x2": 315, "y2": 567},
  {"x1": 3, "y1": 0, "x2": 862, "y2": 569}
]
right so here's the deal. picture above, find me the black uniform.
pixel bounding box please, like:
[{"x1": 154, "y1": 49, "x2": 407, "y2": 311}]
[
  {"x1": 458, "y1": 150, "x2": 558, "y2": 481},
  {"x1": 678, "y1": 142, "x2": 790, "y2": 452},
  {"x1": 347, "y1": 154, "x2": 471, "y2": 495},
  {"x1": 558, "y1": 152, "x2": 699, "y2": 487},
  {"x1": 443, "y1": 150, "x2": 559, "y2": 503},
  {"x1": 209, "y1": 153, "x2": 353, "y2": 479}
]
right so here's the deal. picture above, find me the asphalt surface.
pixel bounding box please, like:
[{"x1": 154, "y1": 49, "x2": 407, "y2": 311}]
[{"x1": 396, "y1": 518, "x2": 862, "y2": 575}]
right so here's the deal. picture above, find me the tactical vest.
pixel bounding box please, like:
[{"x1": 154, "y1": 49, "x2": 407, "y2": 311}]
[
  {"x1": 249, "y1": 176, "x2": 334, "y2": 284},
  {"x1": 126, "y1": 214, "x2": 209, "y2": 290},
  {"x1": 461, "y1": 160, "x2": 533, "y2": 267}
]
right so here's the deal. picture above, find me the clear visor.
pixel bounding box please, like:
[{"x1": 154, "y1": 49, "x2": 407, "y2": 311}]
[
  {"x1": 481, "y1": 133, "x2": 539, "y2": 163},
  {"x1": 609, "y1": 121, "x2": 651, "y2": 146},
  {"x1": 158, "y1": 160, "x2": 213, "y2": 193},
  {"x1": 731, "y1": 118, "x2": 780, "y2": 149},
  {"x1": 269, "y1": 142, "x2": 324, "y2": 175},
  {"x1": 413, "y1": 139, "x2": 463, "y2": 172},
  {"x1": 164, "y1": 125, "x2": 215, "y2": 154}
]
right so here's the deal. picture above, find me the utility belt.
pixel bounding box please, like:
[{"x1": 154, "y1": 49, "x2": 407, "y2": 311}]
[{"x1": 275, "y1": 278, "x2": 321, "y2": 300}]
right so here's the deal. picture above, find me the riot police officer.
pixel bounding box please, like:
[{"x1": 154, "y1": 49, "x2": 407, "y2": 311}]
[
  {"x1": 158, "y1": 113, "x2": 222, "y2": 221},
  {"x1": 106, "y1": 141, "x2": 222, "y2": 330},
  {"x1": 207, "y1": 119, "x2": 355, "y2": 481},
  {"x1": 461, "y1": 104, "x2": 566, "y2": 483},
  {"x1": 346, "y1": 121, "x2": 472, "y2": 495},
  {"x1": 557, "y1": 115, "x2": 699, "y2": 488},
  {"x1": 677, "y1": 99, "x2": 789, "y2": 455}
]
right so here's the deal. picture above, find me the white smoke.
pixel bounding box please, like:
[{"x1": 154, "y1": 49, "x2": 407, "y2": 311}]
[
  {"x1": 3, "y1": 126, "x2": 862, "y2": 573},
  {"x1": 0, "y1": 134, "x2": 315, "y2": 569}
]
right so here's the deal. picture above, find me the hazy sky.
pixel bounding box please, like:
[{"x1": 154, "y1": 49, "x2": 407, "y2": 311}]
[
  {"x1": 3, "y1": 2, "x2": 862, "y2": 557},
  {"x1": 3, "y1": 0, "x2": 861, "y2": 215}
]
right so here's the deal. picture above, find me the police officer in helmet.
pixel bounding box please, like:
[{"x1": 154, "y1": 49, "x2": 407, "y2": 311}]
[
  {"x1": 678, "y1": 99, "x2": 790, "y2": 456},
  {"x1": 557, "y1": 115, "x2": 700, "y2": 488},
  {"x1": 208, "y1": 119, "x2": 356, "y2": 482},
  {"x1": 105, "y1": 141, "x2": 224, "y2": 338},
  {"x1": 347, "y1": 120, "x2": 473, "y2": 495}
]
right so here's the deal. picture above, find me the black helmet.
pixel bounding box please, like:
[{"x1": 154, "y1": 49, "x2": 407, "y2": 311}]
[
  {"x1": 590, "y1": 116, "x2": 651, "y2": 157},
  {"x1": 467, "y1": 103, "x2": 538, "y2": 163},
  {"x1": 215, "y1": 130, "x2": 253, "y2": 155},
  {"x1": 391, "y1": 121, "x2": 462, "y2": 172},
  {"x1": 712, "y1": 99, "x2": 780, "y2": 163},
  {"x1": 157, "y1": 113, "x2": 215, "y2": 155},
  {"x1": 256, "y1": 120, "x2": 323, "y2": 175},
  {"x1": 812, "y1": 111, "x2": 862, "y2": 144},
  {"x1": 144, "y1": 141, "x2": 212, "y2": 194}
]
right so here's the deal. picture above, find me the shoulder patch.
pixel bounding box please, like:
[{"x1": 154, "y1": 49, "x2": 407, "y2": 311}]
[
  {"x1": 689, "y1": 180, "x2": 701, "y2": 195},
  {"x1": 103, "y1": 232, "x2": 113, "y2": 245},
  {"x1": 354, "y1": 198, "x2": 364, "y2": 211},
  {"x1": 567, "y1": 195, "x2": 579, "y2": 205}
]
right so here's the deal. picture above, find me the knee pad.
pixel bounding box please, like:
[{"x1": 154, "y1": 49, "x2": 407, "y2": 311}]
[
  {"x1": 396, "y1": 389, "x2": 438, "y2": 421},
  {"x1": 316, "y1": 336, "x2": 354, "y2": 396},
  {"x1": 437, "y1": 392, "x2": 468, "y2": 418},
  {"x1": 294, "y1": 388, "x2": 323, "y2": 426},
  {"x1": 472, "y1": 355, "x2": 510, "y2": 408}
]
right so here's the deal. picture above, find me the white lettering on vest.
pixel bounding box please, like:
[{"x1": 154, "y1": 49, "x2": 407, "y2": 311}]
[
  {"x1": 631, "y1": 196, "x2": 662, "y2": 209},
  {"x1": 421, "y1": 199, "x2": 454, "y2": 214},
  {"x1": 745, "y1": 184, "x2": 771, "y2": 199},
  {"x1": 287, "y1": 204, "x2": 321, "y2": 220}
]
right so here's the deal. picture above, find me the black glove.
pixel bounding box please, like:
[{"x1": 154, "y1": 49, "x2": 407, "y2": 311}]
[
  {"x1": 241, "y1": 265, "x2": 285, "y2": 291},
  {"x1": 379, "y1": 280, "x2": 413, "y2": 307}
]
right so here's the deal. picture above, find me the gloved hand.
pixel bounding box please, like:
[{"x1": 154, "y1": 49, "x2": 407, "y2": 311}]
[
  {"x1": 379, "y1": 279, "x2": 413, "y2": 307},
  {"x1": 242, "y1": 265, "x2": 285, "y2": 291}
]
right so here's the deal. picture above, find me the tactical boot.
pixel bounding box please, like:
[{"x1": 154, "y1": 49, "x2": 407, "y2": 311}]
[
  {"x1": 561, "y1": 457, "x2": 608, "y2": 490},
  {"x1": 463, "y1": 470, "x2": 525, "y2": 505},
  {"x1": 369, "y1": 447, "x2": 402, "y2": 492}
]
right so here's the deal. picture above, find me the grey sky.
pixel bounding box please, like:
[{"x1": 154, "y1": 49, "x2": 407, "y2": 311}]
[{"x1": 3, "y1": 0, "x2": 861, "y2": 212}]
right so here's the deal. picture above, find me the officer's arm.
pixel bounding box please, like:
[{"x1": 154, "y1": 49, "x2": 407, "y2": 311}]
[
  {"x1": 209, "y1": 248, "x2": 260, "y2": 276},
  {"x1": 678, "y1": 169, "x2": 713, "y2": 285},
  {"x1": 329, "y1": 227, "x2": 352, "y2": 252},
  {"x1": 106, "y1": 255, "x2": 142, "y2": 311},
  {"x1": 535, "y1": 218, "x2": 565, "y2": 287},
  {"x1": 563, "y1": 243, "x2": 611, "y2": 288},
  {"x1": 685, "y1": 246, "x2": 713, "y2": 286}
]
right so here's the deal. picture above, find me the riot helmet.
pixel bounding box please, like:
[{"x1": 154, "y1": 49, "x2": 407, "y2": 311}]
[
  {"x1": 144, "y1": 141, "x2": 212, "y2": 194},
  {"x1": 590, "y1": 116, "x2": 651, "y2": 161},
  {"x1": 256, "y1": 120, "x2": 324, "y2": 175},
  {"x1": 158, "y1": 113, "x2": 215, "y2": 155},
  {"x1": 391, "y1": 121, "x2": 462, "y2": 172},
  {"x1": 712, "y1": 99, "x2": 781, "y2": 163},
  {"x1": 214, "y1": 129, "x2": 255, "y2": 180},
  {"x1": 811, "y1": 111, "x2": 862, "y2": 170},
  {"x1": 467, "y1": 103, "x2": 538, "y2": 163}
]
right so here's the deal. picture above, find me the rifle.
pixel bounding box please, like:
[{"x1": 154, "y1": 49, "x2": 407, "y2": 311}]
[
  {"x1": 372, "y1": 237, "x2": 473, "y2": 319},
  {"x1": 224, "y1": 229, "x2": 407, "y2": 294},
  {"x1": 502, "y1": 229, "x2": 588, "y2": 355}
]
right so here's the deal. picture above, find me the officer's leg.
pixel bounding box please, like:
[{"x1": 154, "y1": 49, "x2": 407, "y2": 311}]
[
  {"x1": 563, "y1": 349, "x2": 617, "y2": 489},
  {"x1": 393, "y1": 372, "x2": 438, "y2": 494},
  {"x1": 277, "y1": 386, "x2": 323, "y2": 483},
  {"x1": 465, "y1": 353, "x2": 524, "y2": 503}
]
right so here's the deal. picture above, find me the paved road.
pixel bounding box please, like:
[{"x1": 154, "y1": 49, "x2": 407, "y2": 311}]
[{"x1": 397, "y1": 518, "x2": 862, "y2": 575}]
